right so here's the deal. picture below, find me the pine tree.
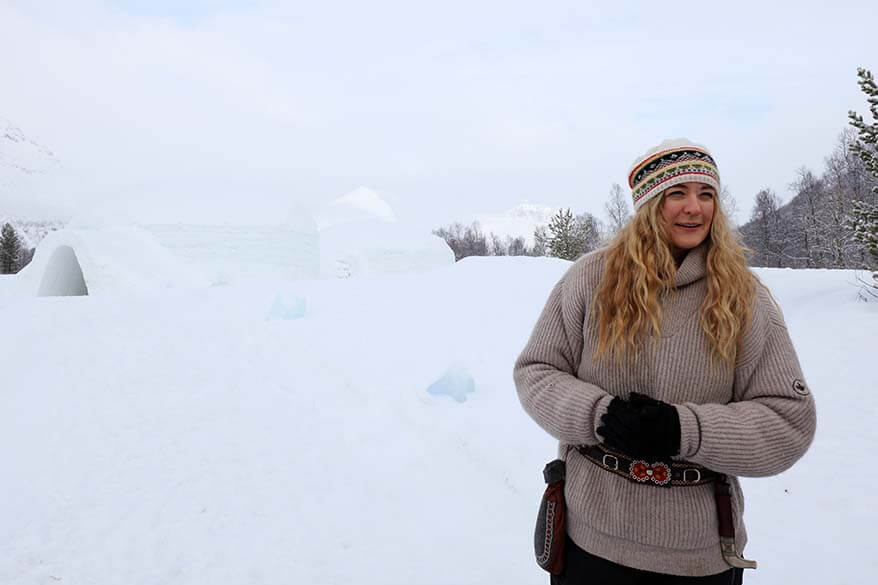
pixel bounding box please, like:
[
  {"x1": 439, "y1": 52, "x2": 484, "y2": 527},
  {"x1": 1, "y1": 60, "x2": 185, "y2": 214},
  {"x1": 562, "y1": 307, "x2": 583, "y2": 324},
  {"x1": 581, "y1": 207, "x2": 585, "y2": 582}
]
[
  {"x1": 548, "y1": 208, "x2": 579, "y2": 260},
  {"x1": 574, "y1": 212, "x2": 602, "y2": 255},
  {"x1": 0, "y1": 223, "x2": 23, "y2": 274},
  {"x1": 847, "y1": 67, "x2": 878, "y2": 269},
  {"x1": 532, "y1": 226, "x2": 548, "y2": 257},
  {"x1": 848, "y1": 200, "x2": 878, "y2": 265}
]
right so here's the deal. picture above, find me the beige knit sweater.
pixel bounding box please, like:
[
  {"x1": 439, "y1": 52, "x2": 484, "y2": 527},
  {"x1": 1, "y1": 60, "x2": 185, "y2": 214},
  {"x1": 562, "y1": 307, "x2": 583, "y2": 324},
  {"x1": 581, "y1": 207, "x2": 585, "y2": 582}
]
[{"x1": 513, "y1": 244, "x2": 817, "y2": 577}]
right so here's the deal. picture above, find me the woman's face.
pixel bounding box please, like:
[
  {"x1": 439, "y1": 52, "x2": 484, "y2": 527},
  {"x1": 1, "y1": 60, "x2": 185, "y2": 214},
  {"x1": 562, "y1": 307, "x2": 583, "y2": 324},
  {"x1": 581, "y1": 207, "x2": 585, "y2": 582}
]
[{"x1": 660, "y1": 181, "x2": 716, "y2": 258}]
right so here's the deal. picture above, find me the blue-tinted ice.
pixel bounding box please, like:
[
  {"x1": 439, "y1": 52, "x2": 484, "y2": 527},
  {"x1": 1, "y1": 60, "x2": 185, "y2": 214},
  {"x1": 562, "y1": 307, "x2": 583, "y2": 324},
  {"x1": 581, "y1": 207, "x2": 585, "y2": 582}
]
[
  {"x1": 426, "y1": 365, "x2": 475, "y2": 403},
  {"x1": 266, "y1": 294, "x2": 307, "y2": 321}
]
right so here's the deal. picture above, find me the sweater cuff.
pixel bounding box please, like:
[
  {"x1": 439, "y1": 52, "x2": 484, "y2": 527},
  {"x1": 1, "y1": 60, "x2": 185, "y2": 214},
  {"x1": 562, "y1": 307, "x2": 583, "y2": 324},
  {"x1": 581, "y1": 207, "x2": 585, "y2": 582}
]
[
  {"x1": 675, "y1": 404, "x2": 701, "y2": 459},
  {"x1": 591, "y1": 394, "x2": 614, "y2": 443}
]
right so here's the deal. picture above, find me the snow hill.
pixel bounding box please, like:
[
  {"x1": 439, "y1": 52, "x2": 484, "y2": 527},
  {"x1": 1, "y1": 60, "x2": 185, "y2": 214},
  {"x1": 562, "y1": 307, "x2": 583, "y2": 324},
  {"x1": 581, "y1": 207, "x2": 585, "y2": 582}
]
[{"x1": 0, "y1": 260, "x2": 874, "y2": 584}]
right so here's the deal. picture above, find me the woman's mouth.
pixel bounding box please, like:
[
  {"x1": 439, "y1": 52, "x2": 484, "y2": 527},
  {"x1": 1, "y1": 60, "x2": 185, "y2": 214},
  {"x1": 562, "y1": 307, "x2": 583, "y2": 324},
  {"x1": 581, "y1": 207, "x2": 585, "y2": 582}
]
[{"x1": 675, "y1": 223, "x2": 702, "y2": 230}]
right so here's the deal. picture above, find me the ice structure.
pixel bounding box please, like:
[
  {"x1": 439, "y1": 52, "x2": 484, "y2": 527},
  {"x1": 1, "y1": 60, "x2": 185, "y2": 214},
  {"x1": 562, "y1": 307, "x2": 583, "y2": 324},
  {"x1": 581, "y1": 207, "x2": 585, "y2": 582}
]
[
  {"x1": 21, "y1": 202, "x2": 319, "y2": 295},
  {"x1": 315, "y1": 187, "x2": 454, "y2": 279},
  {"x1": 266, "y1": 294, "x2": 307, "y2": 321},
  {"x1": 17, "y1": 226, "x2": 207, "y2": 296},
  {"x1": 426, "y1": 365, "x2": 476, "y2": 403}
]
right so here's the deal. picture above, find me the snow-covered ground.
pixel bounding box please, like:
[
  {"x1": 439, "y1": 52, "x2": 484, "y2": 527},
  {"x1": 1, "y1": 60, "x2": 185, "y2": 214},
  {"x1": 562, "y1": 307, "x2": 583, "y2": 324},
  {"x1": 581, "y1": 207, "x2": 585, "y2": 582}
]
[{"x1": 0, "y1": 260, "x2": 874, "y2": 584}]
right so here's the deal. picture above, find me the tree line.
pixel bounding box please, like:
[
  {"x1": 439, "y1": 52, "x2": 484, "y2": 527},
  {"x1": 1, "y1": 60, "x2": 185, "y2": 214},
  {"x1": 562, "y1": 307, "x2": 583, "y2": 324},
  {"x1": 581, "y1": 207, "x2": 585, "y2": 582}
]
[
  {"x1": 433, "y1": 202, "x2": 620, "y2": 263},
  {"x1": 434, "y1": 68, "x2": 878, "y2": 271},
  {"x1": 738, "y1": 68, "x2": 878, "y2": 270}
]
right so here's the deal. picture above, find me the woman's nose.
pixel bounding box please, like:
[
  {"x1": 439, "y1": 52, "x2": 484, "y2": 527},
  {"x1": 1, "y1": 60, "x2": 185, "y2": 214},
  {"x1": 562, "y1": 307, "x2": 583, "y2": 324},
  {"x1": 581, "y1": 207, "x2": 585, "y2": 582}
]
[{"x1": 682, "y1": 193, "x2": 700, "y2": 213}]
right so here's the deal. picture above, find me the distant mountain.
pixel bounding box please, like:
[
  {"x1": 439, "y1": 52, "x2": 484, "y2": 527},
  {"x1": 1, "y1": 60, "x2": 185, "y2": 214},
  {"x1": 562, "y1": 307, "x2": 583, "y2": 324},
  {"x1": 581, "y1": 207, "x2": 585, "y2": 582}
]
[
  {"x1": 0, "y1": 117, "x2": 59, "y2": 179},
  {"x1": 474, "y1": 203, "x2": 561, "y2": 246},
  {"x1": 1, "y1": 117, "x2": 67, "y2": 221}
]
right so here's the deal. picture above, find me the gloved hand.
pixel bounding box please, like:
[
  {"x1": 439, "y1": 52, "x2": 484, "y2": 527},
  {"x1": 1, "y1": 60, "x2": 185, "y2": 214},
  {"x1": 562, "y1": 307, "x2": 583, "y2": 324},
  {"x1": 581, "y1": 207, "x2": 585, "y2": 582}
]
[{"x1": 596, "y1": 392, "x2": 681, "y2": 460}]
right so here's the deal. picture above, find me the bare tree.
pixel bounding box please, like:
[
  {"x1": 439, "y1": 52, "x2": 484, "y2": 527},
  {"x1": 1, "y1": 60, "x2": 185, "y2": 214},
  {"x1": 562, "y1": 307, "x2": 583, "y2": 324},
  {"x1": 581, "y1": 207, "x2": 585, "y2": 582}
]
[
  {"x1": 719, "y1": 185, "x2": 740, "y2": 227},
  {"x1": 787, "y1": 167, "x2": 826, "y2": 268},
  {"x1": 506, "y1": 235, "x2": 528, "y2": 256},
  {"x1": 604, "y1": 183, "x2": 631, "y2": 236},
  {"x1": 742, "y1": 189, "x2": 788, "y2": 267},
  {"x1": 433, "y1": 221, "x2": 489, "y2": 260},
  {"x1": 489, "y1": 233, "x2": 507, "y2": 256},
  {"x1": 821, "y1": 133, "x2": 862, "y2": 267}
]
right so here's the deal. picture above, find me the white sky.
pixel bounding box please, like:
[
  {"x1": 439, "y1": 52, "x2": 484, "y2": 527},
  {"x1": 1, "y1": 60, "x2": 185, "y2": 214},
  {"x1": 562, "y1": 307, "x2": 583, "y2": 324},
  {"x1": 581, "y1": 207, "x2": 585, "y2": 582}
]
[{"x1": 1, "y1": 0, "x2": 876, "y2": 230}]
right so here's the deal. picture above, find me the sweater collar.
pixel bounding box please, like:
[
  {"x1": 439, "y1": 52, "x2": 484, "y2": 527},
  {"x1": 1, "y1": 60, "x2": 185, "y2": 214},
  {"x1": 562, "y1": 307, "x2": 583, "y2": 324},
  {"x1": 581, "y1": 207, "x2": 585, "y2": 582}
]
[{"x1": 674, "y1": 243, "x2": 708, "y2": 287}]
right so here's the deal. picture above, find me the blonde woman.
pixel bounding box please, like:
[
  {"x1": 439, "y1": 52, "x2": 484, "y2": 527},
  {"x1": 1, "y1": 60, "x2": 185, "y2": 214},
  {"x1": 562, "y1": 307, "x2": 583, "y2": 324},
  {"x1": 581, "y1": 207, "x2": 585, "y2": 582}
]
[{"x1": 515, "y1": 139, "x2": 816, "y2": 584}]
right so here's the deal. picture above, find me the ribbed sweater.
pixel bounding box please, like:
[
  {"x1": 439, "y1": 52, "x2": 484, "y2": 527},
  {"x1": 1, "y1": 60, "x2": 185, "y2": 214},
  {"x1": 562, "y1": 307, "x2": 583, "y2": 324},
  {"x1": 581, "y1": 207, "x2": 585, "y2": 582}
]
[{"x1": 513, "y1": 244, "x2": 817, "y2": 577}]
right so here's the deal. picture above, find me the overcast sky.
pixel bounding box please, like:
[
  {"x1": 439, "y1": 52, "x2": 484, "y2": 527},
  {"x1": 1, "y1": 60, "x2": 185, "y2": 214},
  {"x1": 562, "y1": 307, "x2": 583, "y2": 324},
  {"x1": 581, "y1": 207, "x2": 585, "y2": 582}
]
[{"x1": 2, "y1": 0, "x2": 876, "y2": 230}]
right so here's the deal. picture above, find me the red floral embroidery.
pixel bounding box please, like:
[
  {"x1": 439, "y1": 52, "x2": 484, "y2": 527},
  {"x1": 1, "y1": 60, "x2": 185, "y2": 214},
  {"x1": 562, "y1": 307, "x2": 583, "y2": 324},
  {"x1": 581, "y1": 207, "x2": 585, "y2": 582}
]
[
  {"x1": 629, "y1": 460, "x2": 671, "y2": 486},
  {"x1": 651, "y1": 463, "x2": 670, "y2": 485},
  {"x1": 630, "y1": 461, "x2": 650, "y2": 482}
]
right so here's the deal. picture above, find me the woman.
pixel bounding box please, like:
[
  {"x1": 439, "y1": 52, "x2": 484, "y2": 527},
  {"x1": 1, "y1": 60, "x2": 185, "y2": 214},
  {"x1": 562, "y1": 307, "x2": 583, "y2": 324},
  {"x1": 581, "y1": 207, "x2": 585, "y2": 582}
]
[{"x1": 514, "y1": 139, "x2": 816, "y2": 584}]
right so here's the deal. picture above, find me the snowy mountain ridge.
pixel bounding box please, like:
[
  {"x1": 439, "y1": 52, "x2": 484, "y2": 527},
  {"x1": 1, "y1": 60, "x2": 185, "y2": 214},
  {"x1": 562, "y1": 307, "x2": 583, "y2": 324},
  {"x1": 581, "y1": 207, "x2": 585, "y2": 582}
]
[{"x1": 0, "y1": 117, "x2": 59, "y2": 178}]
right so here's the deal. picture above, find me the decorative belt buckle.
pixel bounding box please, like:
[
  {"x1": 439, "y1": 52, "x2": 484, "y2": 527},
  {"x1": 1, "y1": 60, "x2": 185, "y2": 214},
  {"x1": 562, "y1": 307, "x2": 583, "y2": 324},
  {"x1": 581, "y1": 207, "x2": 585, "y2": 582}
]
[
  {"x1": 629, "y1": 460, "x2": 671, "y2": 486},
  {"x1": 602, "y1": 454, "x2": 619, "y2": 471},
  {"x1": 682, "y1": 468, "x2": 701, "y2": 484}
]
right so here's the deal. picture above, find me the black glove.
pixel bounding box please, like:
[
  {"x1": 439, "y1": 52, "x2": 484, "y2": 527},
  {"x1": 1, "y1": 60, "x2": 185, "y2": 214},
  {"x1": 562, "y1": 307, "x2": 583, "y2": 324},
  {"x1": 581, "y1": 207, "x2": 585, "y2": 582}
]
[{"x1": 596, "y1": 392, "x2": 681, "y2": 460}]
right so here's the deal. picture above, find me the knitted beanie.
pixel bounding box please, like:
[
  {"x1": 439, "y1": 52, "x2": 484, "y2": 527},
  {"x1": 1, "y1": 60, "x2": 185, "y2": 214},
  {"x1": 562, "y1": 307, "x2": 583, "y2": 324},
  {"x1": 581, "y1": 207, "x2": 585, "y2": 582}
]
[{"x1": 628, "y1": 138, "x2": 720, "y2": 211}]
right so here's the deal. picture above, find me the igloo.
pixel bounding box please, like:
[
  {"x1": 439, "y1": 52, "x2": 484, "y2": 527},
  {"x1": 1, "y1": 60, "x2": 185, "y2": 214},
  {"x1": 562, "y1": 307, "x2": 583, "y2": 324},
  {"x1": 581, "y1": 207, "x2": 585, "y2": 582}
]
[{"x1": 21, "y1": 200, "x2": 320, "y2": 295}]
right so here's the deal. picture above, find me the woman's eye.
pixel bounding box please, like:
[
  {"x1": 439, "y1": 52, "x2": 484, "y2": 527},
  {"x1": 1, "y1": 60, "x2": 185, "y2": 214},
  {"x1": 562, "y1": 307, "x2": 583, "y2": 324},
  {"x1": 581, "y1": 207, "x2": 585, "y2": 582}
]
[{"x1": 700, "y1": 192, "x2": 715, "y2": 198}]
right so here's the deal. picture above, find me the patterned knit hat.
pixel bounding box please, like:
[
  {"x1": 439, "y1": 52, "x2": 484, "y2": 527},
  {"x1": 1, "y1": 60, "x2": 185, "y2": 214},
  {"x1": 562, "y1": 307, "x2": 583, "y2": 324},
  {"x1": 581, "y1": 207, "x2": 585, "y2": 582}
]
[{"x1": 627, "y1": 138, "x2": 720, "y2": 211}]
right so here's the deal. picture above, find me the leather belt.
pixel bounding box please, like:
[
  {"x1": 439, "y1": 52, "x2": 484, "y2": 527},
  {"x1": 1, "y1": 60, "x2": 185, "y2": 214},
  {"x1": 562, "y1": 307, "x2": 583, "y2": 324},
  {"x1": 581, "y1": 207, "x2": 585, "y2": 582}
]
[{"x1": 576, "y1": 444, "x2": 721, "y2": 487}]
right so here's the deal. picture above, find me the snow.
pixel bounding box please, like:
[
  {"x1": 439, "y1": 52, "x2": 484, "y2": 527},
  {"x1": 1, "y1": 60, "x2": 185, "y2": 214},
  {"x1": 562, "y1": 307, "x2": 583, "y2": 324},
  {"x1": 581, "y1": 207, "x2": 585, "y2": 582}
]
[
  {"x1": 313, "y1": 187, "x2": 454, "y2": 279},
  {"x1": 475, "y1": 203, "x2": 561, "y2": 246},
  {"x1": 46, "y1": 187, "x2": 448, "y2": 286},
  {"x1": 0, "y1": 258, "x2": 874, "y2": 584},
  {"x1": 314, "y1": 186, "x2": 397, "y2": 230},
  {"x1": 145, "y1": 222, "x2": 319, "y2": 284},
  {"x1": 319, "y1": 219, "x2": 454, "y2": 279},
  {"x1": 15, "y1": 226, "x2": 208, "y2": 296}
]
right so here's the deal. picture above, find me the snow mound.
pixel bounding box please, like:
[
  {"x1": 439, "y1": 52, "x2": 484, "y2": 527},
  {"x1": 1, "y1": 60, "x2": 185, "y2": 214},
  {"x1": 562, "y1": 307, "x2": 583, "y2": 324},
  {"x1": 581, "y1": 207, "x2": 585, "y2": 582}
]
[
  {"x1": 319, "y1": 219, "x2": 454, "y2": 278},
  {"x1": 315, "y1": 186, "x2": 397, "y2": 229}
]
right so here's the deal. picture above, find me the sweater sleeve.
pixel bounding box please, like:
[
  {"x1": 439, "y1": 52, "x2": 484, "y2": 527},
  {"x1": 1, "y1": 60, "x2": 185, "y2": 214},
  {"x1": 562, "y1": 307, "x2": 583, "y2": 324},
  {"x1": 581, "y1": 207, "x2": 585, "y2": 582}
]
[
  {"x1": 513, "y1": 262, "x2": 614, "y2": 445},
  {"x1": 676, "y1": 287, "x2": 817, "y2": 477}
]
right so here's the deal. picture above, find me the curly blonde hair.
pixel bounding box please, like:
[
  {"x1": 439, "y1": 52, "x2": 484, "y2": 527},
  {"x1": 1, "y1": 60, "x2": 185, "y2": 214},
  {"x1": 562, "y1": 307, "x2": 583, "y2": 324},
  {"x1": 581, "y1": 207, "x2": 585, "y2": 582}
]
[{"x1": 592, "y1": 191, "x2": 755, "y2": 366}]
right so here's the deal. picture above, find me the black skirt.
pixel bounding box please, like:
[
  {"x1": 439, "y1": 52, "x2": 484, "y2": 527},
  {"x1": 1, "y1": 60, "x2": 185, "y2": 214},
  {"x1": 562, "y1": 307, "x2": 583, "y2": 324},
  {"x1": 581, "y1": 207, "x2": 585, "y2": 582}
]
[{"x1": 551, "y1": 535, "x2": 743, "y2": 585}]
